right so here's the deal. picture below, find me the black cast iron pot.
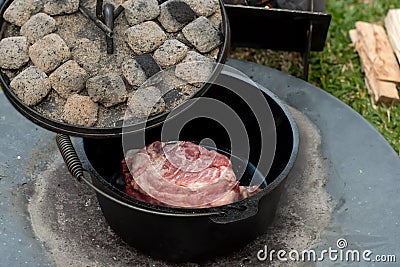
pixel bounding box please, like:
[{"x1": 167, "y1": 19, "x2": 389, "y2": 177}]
[
  {"x1": 0, "y1": 0, "x2": 230, "y2": 138},
  {"x1": 57, "y1": 72, "x2": 299, "y2": 262}
]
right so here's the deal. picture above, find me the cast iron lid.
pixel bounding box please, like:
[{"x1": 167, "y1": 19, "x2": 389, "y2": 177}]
[{"x1": 0, "y1": 0, "x2": 230, "y2": 138}]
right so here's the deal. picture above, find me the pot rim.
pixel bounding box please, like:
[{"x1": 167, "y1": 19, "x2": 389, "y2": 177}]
[{"x1": 0, "y1": 0, "x2": 231, "y2": 138}]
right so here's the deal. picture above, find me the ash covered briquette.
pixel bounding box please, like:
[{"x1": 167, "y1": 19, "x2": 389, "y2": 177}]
[
  {"x1": 3, "y1": 0, "x2": 43, "y2": 27},
  {"x1": 86, "y1": 73, "x2": 128, "y2": 108},
  {"x1": 182, "y1": 16, "x2": 222, "y2": 53},
  {"x1": 43, "y1": 0, "x2": 80, "y2": 15},
  {"x1": 49, "y1": 60, "x2": 88, "y2": 99},
  {"x1": 122, "y1": 54, "x2": 162, "y2": 87},
  {"x1": 20, "y1": 13, "x2": 56, "y2": 44},
  {"x1": 153, "y1": 39, "x2": 189, "y2": 68},
  {"x1": 125, "y1": 21, "x2": 167, "y2": 54},
  {"x1": 0, "y1": 36, "x2": 29, "y2": 69},
  {"x1": 28, "y1": 33, "x2": 71, "y2": 73},
  {"x1": 1, "y1": 0, "x2": 224, "y2": 128},
  {"x1": 127, "y1": 86, "x2": 166, "y2": 118},
  {"x1": 10, "y1": 66, "x2": 51, "y2": 107},
  {"x1": 158, "y1": 0, "x2": 197, "y2": 32},
  {"x1": 175, "y1": 51, "x2": 213, "y2": 82},
  {"x1": 63, "y1": 94, "x2": 99, "y2": 127},
  {"x1": 122, "y1": 0, "x2": 160, "y2": 26},
  {"x1": 185, "y1": 0, "x2": 220, "y2": 17}
]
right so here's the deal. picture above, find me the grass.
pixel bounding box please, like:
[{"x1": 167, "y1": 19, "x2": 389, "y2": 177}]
[{"x1": 230, "y1": 0, "x2": 400, "y2": 155}]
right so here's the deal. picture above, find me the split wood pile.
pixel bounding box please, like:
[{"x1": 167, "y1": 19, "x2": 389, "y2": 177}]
[{"x1": 350, "y1": 9, "x2": 400, "y2": 106}]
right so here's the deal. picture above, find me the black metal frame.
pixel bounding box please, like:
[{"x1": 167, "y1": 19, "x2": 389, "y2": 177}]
[{"x1": 224, "y1": 0, "x2": 331, "y2": 80}]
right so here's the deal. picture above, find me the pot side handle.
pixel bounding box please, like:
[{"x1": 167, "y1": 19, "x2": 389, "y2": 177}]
[{"x1": 210, "y1": 199, "x2": 260, "y2": 224}]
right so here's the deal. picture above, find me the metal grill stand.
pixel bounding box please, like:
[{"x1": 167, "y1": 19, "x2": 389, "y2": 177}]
[{"x1": 225, "y1": 0, "x2": 331, "y2": 80}]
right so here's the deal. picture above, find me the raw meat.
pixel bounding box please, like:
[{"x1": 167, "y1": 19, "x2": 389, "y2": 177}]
[{"x1": 122, "y1": 141, "x2": 259, "y2": 208}]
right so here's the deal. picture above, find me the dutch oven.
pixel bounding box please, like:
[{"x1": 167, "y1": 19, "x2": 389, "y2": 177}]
[
  {"x1": 56, "y1": 71, "x2": 299, "y2": 261},
  {"x1": 0, "y1": 0, "x2": 299, "y2": 261}
]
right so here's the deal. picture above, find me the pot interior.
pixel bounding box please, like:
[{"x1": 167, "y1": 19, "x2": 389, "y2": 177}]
[{"x1": 83, "y1": 79, "x2": 297, "y2": 207}]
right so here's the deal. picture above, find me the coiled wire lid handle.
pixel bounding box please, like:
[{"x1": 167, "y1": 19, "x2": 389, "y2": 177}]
[
  {"x1": 55, "y1": 134, "x2": 221, "y2": 217},
  {"x1": 56, "y1": 134, "x2": 85, "y2": 181}
]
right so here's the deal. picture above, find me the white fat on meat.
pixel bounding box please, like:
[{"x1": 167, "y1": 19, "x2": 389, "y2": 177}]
[{"x1": 124, "y1": 141, "x2": 241, "y2": 208}]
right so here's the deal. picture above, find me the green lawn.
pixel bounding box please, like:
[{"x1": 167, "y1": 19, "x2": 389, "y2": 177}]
[{"x1": 231, "y1": 0, "x2": 400, "y2": 155}]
